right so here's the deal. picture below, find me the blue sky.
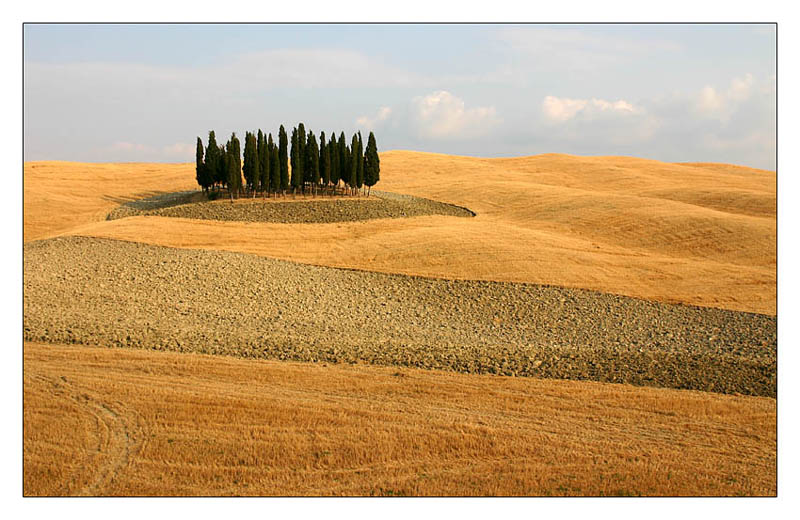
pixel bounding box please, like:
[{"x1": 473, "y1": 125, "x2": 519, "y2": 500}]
[{"x1": 23, "y1": 24, "x2": 776, "y2": 169}]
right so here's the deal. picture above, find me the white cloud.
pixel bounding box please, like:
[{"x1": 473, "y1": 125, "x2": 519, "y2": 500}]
[
  {"x1": 356, "y1": 106, "x2": 392, "y2": 129},
  {"x1": 410, "y1": 90, "x2": 500, "y2": 140},
  {"x1": 542, "y1": 95, "x2": 639, "y2": 123},
  {"x1": 728, "y1": 73, "x2": 754, "y2": 102},
  {"x1": 695, "y1": 73, "x2": 758, "y2": 120}
]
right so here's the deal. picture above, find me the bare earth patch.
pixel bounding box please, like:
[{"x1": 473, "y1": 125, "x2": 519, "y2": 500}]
[{"x1": 24, "y1": 236, "x2": 776, "y2": 397}]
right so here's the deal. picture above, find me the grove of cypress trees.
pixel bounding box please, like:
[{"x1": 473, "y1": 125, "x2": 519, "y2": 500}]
[
  {"x1": 278, "y1": 125, "x2": 289, "y2": 196},
  {"x1": 195, "y1": 127, "x2": 379, "y2": 199},
  {"x1": 363, "y1": 131, "x2": 380, "y2": 196}
]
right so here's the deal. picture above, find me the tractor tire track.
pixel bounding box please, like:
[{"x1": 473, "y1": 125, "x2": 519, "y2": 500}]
[{"x1": 29, "y1": 373, "x2": 146, "y2": 496}]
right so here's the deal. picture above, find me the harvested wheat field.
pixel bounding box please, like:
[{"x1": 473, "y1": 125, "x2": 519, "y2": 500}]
[
  {"x1": 24, "y1": 342, "x2": 776, "y2": 496},
  {"x1": 22, "y1": 152, "x2": 777, "y2": 496}
]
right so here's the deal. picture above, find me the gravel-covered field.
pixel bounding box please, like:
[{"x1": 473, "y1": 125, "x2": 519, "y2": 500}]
[
  {"x1": 24, "y1": 236, "x2": 776, "y2": 397},
  {"x1": 107, "y1": 189, "x2": 474, "y2": 223}
]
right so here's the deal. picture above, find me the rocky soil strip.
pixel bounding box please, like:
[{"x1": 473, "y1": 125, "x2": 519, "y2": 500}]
[
  {"x1": 106, "y1": 191, "x2": 203, "y2": 220},
  {"x1": 24, "y1": 237, "x2": 776, "y2": 397},
  {"x1": 106, "y1": 190, "x2": 474, "y2": 223}
]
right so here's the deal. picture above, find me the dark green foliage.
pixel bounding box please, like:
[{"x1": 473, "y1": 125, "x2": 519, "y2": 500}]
[
  {"x1": 204, "y1": 131, "x2": 221, "y2": 190},
  {"x1": 278, "y1": 125, "x2": 289, "y2": 193},
  {"x1": 195, "y1": 137, "x2": 207, "y2": 191},
  {"x1": 258, "y1": 129, "x2": 269, "y2": 194},
  {"x1": 270, "y1": 135, "x2": 281, "y2": 194},
  {"x1": 290, "y1": 127, "x2": 301, "y2": 192},
  {"x1": 297, "y1": 123, "x2": 306, "y2": 193},
  {"x1": 218, "y1": 145, "x2": 228, "y2": 189},
  {"x1": 363, "y1": 131, "x2": 380, "y2": 194},
  {"x1": 242, "y1": 131, "x2": 259, "y2": 194},
  {"x1": 339, "y1": 131, "x2": 351, "y2": 188},
  {"x1": 356, "y1": 132, "x2": 364, "y2": 190},
  {"x1": 305, "y1": 131, "x2": 320, "y2": 190},
  {"x1": 227, "y1": 133, "x2": 242, "y2": 198},
  {"x1": 350, "y1": 134, "x2": 359, "y2": 190},
  {"x1": 319, "y1": 131, "x2": 329, "y2": 189},
  {"x1": 231, "y1": 133, "x2": 241, "y2": 177},
  {"x1": 195, "y1": 127, "x2": 379, "y2": 199},
  {"x1": 329, "y1": 132, "x2": 339, "y2": 188}
]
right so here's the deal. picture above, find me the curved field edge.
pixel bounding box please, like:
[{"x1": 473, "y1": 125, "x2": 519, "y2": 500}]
[
  {"x1": 105, "y1": 189, "x2": 476, "y2": 223},
  {"x1": 24, "y1": 342, "x2": 776, "y2": 496},
  {"x1": 24, "y1": 236, "x2": 776, "y2": 397}
]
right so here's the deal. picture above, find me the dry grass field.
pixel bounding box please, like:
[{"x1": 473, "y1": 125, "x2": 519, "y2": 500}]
[
  {"x1": 24, "y1": 342, "x2": 776, "y2": 496},
  {"x1": 22, "y1": 152, "x2": 777, "y2": 496},
  {"x1": 26, "y1": 152, "x2": 775, "y2": 314}
]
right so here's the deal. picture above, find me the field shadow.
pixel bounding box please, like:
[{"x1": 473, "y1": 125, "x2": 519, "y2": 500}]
[{"x1": 105, "y1": 189, "x2": 476, "y2": 223}]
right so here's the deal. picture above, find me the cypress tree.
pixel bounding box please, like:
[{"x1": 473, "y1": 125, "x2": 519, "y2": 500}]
[
  {"x1": 339, "y1": 132, "x2": 351, "y2": 193},
  {"x1": 363, "y1": 131, "x2": 380, "y2": 196},
  {"x1": 205, "y1": 131, "x2": 220, "y2": 192},
  {"x1": 227, "y1": 133, "x2": 242, "y2": 199},
  {"x1": 217, "y1": 144, "x2": 227, "y2": 189},
  {"x1": 297, "y1": 123, "x2": 306, "y2": 194},
  {"x1": 258, "y1": 129, "x2": 269, "y2": 196},
  {"x1": 242, "y1": 131, "x2": 252, "y2": 193},
  {"x1": 243, "y1": 131, "x2": 259, "y2": 197},
  {"x1": 218, "y1": 144, "x2": 228, "y2": 191},
  {"x1": 270, "y1": 136, "x2": 280, "y2": 196},
  {"x1": 196, "y1": 136, "x2": 206, "y2": 192},
  {"x1": 329, "y1": 132, "x2": 339, "y2": 194},
  {"x1": 356, "y1": 132, "x2": 364, "y2": 192},
  {"x1": 290, "y1": 127, "x2": 301, "y2": 195},
  {"x1": 319, "y1": 131, "x2": 329, "y2": 194},
  {"x1": 278, "y1": 125, "x2": 289, "y2": 196},
  {"x1": 350, "y1": 134, "x2": 359, "y2": 194},
  {"x1": 305, "y1": 131, "x2": 320, "y2": 196}
]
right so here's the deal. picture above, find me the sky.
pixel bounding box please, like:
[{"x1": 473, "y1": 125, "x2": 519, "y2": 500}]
[{"x1": 23, "y1": 23, "x2": 777, "y2": 169}]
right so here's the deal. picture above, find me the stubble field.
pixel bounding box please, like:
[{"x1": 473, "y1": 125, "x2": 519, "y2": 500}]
[{"x1": 23, "y1": 152, "x2": 776, "y2": 496}]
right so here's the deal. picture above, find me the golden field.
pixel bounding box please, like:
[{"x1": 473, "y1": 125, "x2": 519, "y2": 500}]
[
  {"x1": 22, "y1": 152, "x2": 777, "y2": 496},
  {"x1": 24, "y1": 342, "x2": 776, "y2": 496}
]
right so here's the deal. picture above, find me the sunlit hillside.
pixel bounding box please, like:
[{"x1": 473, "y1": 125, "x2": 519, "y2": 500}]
[{"x1": 24, "y1": 152, "x2": 775, "y2": 314}]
